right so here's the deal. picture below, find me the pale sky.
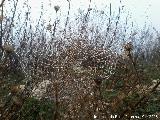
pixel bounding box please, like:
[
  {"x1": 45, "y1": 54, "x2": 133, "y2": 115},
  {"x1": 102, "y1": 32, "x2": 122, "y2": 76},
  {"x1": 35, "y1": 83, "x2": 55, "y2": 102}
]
[
  {"x1": 2, "y1": 0, "x2": 160, "y2": 30},
  {"x1": 26, "y1": 0, "x2": 160, "y2": 30}
]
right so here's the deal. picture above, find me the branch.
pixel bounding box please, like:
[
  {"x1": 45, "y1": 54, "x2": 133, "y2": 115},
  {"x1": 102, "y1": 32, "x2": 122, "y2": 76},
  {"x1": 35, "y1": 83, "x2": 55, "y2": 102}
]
[{"x1": 0, "y1": 0, "x2": 5, "y2": 7}]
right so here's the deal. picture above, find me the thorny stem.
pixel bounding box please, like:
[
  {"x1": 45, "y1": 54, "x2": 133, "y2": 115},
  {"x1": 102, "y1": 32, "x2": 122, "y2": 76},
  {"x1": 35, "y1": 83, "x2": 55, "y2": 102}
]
[
  {"x1": 83, "y1": 0, "x2": 92, "y2": 23},
  {"x1": 64, "y1": 0, "x2": 71, "y2": 33},
  {"x1": 0, "y1": 0, "x2": 5, "y2": 7},
  {"x1": 0, "y1": 0, "x2": 4, "y2": 50},
  {"x1": 52, "y1": 70, "x2": 59, "y2": 120},
  {"x1": 54, "y1": 80, "x2": 59, "y2": 120},
  {"x1": 128, "y1": 51, "x2": 141, "y2": 83},
  {"x1": 52, "y1": 19, "x2": 58, "y2": 39},
  {"x1": 6, "y1": 0, "x2": 19, "y2": 42}
]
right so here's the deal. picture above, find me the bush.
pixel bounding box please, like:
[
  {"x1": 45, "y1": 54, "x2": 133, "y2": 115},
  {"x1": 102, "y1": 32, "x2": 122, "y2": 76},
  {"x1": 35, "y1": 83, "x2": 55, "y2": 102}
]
[{"x1": 18, "y1": 97, "x2": 54, "y2": 120}]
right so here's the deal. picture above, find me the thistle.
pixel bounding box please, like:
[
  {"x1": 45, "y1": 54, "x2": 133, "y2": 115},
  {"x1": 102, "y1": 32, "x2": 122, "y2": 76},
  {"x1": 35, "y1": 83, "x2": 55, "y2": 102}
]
[
  {"x1": 123, "y1": 42, "x2": 133, "y2": 52},
  {"x1": 3, "y1": 43, "x2": 15, "y2": 53},
  {"x1": 54, "y1": 5, "x2": 60, "y2": 13},
  {"x1": 47, "y1": 23, "x2": 52, "y2": 31}
]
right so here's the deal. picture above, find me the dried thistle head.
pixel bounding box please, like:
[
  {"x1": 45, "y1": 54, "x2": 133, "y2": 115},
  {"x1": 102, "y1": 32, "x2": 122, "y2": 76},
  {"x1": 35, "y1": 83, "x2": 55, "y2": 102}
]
[
  {"x1": 88, "y1": 8, "x2": 92, "y2": 11},
  {"x1": 10, "y1": 85, "x2": 21, "y2": 94},
  {"x1": 54, "y1": 5, "x2": 60, "y2": 13},
  {"x1": 123, "y1": 42, "x2": 133, "y2": 51},
  {"x1": 47, "y1": 23, "x2": 52, "y2": 31},
  {"x1": 3, "y1": 43, "x2": 14, "y2": 53},
  {"x1": 122, "y1": 42, "x2": 133, "y2": 59}
]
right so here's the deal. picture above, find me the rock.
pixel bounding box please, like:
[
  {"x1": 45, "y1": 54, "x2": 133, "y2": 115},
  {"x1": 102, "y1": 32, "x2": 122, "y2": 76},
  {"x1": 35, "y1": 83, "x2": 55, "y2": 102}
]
[
  {"x1": 31, "y1": 80, "x2": 52, "y2": 99},
  {"x1": 149, "y1": 79, "x2": 160, "y2": 91}
]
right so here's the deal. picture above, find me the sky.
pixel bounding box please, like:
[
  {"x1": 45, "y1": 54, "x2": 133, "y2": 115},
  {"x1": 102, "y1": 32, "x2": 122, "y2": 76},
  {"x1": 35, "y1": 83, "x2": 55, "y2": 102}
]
[
  {"x1": 1, "y1": 0, "x2": 160, "y2": 30},
  {"x1": 0, "y1": 0, "x2": 159, "y2": 51},
  {"x1": 23, "y1": 0, "x2": 160, "y2": 30}
]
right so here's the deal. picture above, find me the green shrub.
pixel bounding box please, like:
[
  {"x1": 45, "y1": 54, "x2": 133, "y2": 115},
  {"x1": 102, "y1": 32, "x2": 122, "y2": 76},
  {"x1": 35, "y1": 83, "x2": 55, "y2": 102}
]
[{"x1": 18, "y1": 97, "x2": 55, "y2": 120}]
